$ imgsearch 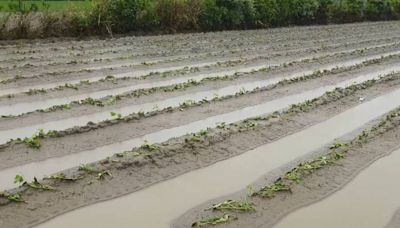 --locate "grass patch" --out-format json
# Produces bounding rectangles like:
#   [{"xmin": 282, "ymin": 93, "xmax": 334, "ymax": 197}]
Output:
[{"xmin": 0, "ymin": 0, "xmax": 93, "ymax": 12}]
